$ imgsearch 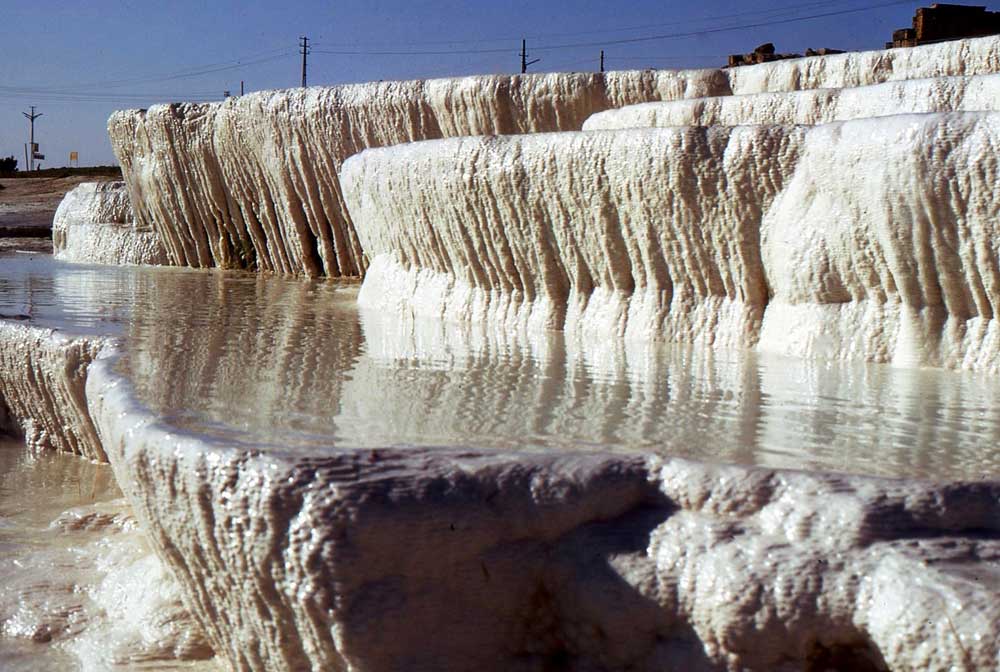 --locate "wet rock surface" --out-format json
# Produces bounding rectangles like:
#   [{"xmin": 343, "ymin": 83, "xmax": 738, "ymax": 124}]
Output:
[
  {"xmin": 52, "ymin": 181, "xmax": 167, "ymax": 267},
  {"xmin": 5, "ymin": 32, "xmax": 1000, "ymax": 672},
  {"xmin": 85, "ymin": 370, "xmax": 1000, "ymax": 671},
  {"xmin": 0, "ymin": 250, "xmax": 995, "ymax": 670},
  {"xmin": 345, "ymin": 112, "xmax": 1000, "ymax": 373}
]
